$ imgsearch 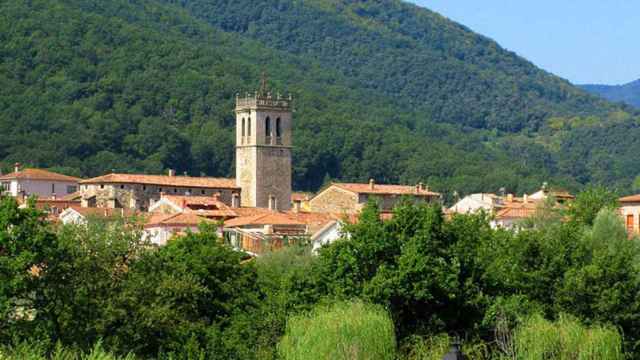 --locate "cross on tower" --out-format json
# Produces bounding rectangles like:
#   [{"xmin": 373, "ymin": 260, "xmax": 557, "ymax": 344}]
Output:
[{"xmin": 260, "ymin": 71, "xmax": 269, "ymax": 96}]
